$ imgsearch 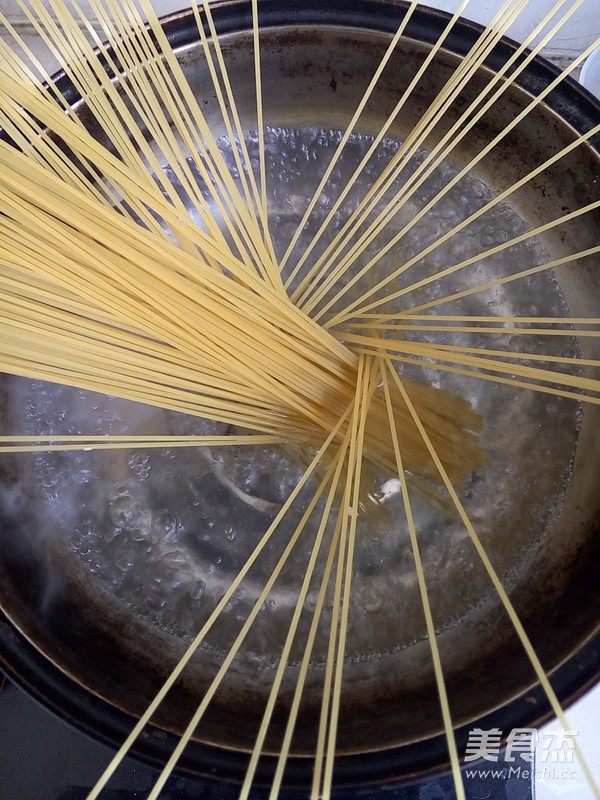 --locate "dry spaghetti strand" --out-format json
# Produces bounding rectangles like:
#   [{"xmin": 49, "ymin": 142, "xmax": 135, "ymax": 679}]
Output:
[
  {"xmin": 321, "ymin": 354, "xmax": 377, "ymax": 800},
  {"xmin": 323, "ymin": 77, "xmax": 600, "ymax": 327},
  {"xmin": 145, "ymin": 417, "xmax": 359, "ymax": 800},
  {"xmin": 384, "ymin": 356, "xmax": 600, "ymax": 800},
  {"xmin": 83, "ymin": 405, "xmax": 353, "ymax": 800},
  {"xmin": 238, "ymin": 430, "xmax": 352, "ymax": 800},
  {"xmin": 380, "ymin": 354, "xmax": 465, "ymax": 800},
  {"xmin": 293, "ymin": 0, "xmax": 540, "ymax": 310},
  {"xmin": 0, "ymin": 435, "xmax": 285, "ymax": 453}
]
